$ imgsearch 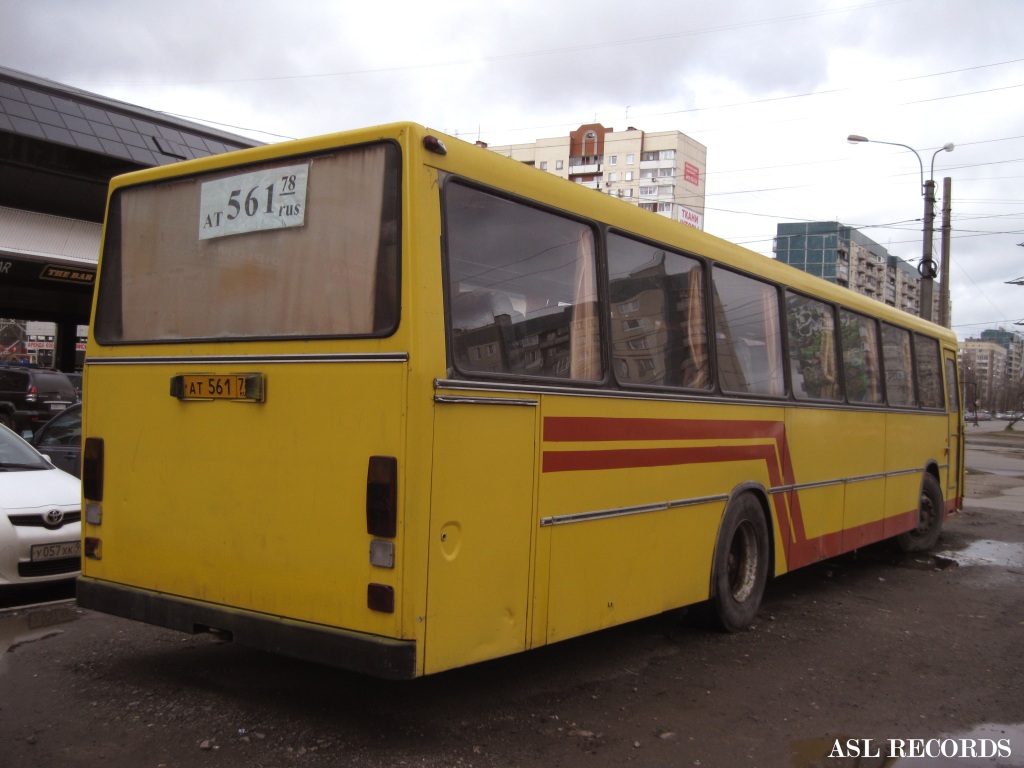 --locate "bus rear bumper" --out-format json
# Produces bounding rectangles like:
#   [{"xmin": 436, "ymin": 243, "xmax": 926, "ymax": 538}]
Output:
[{"xmin": 76, "ymin": 577, "xmax": 418, "ymax": 680}]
